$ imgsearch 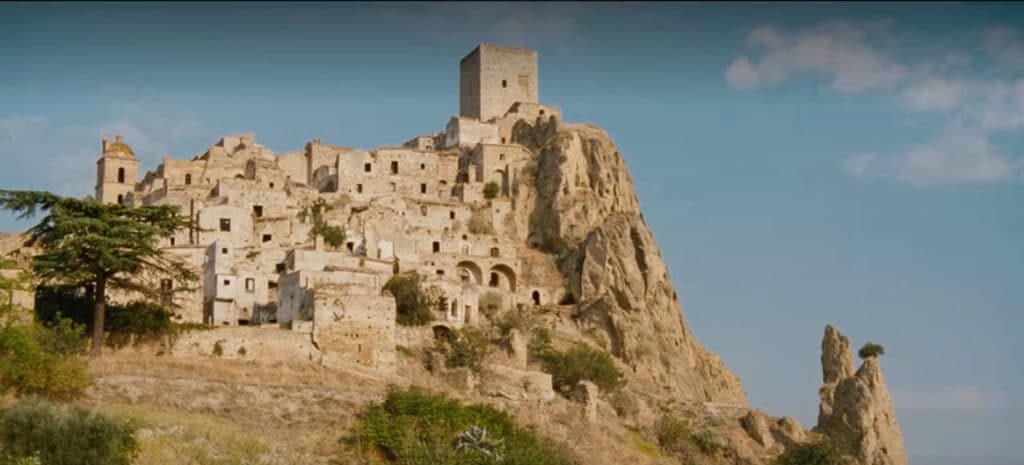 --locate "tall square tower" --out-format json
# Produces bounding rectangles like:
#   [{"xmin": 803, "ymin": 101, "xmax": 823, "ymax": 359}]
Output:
[{"xmin": 460, "ymin": 44, "xmax": 538, "ymax": 122}]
